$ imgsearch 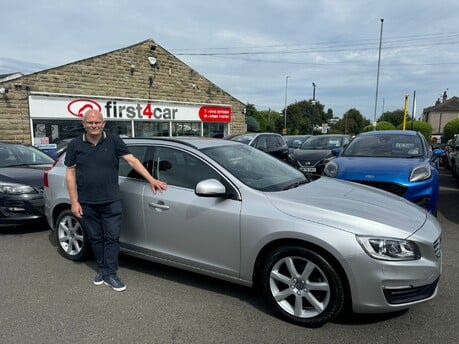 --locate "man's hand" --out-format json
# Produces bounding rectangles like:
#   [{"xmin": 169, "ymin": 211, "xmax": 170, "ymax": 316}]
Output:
[
  {"xmin": 150, "ymin": 179, "xmax": 167, "ymax": 193},
  {"xmin": 71, "ymin": 201, "xmax": 84, "ymax": 218}
]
